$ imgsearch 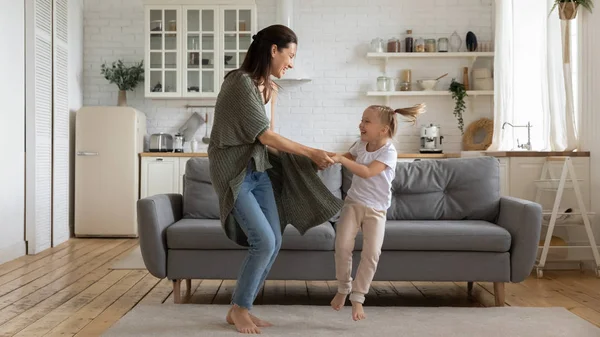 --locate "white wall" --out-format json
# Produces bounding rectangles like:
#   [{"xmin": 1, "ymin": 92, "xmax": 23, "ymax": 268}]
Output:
[
  {"xmin": 581, "ymin": 11, "xmax": 600, "ymax": 244},
  {"xmin": 70, "ymin": 0, "xmax": 84, "ymax": 235},
  {"xmin": 83, "ymin": 0, "xmax": 494, "ymax": 152},
  {"xmin": 0, "ymin": 0, "xmax": 26, "ymax": 263}
]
